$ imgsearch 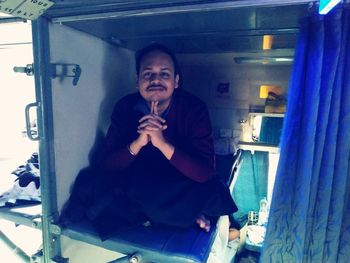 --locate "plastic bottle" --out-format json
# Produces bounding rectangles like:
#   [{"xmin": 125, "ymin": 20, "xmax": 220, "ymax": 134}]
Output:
[{"xmin": 258, "ymin": 197, "xmax": 269, "ymax": 226}]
